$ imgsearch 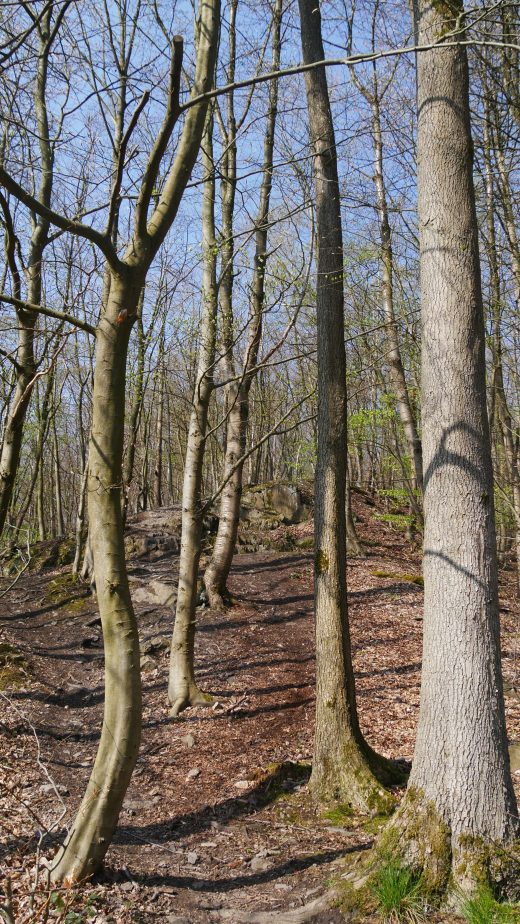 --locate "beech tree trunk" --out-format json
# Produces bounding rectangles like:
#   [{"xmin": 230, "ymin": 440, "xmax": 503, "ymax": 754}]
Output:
[
  {"xmin": 51, "ymin": 274, "xmax": 143, "ymax": 884},
  {"xmin": 298, "ymin": 0, "xmax": 395, "ymax": 813},
  {"xmin": 169, "ymin": 113, "xmax": 218, "ymax": 716},
  {"xmin": 204, "ymin": 0, "xmax": 282, "ymax": 608},
  {"xmin": 381, "ymin": 0, "xmax": 519, "ymax": 898}
]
